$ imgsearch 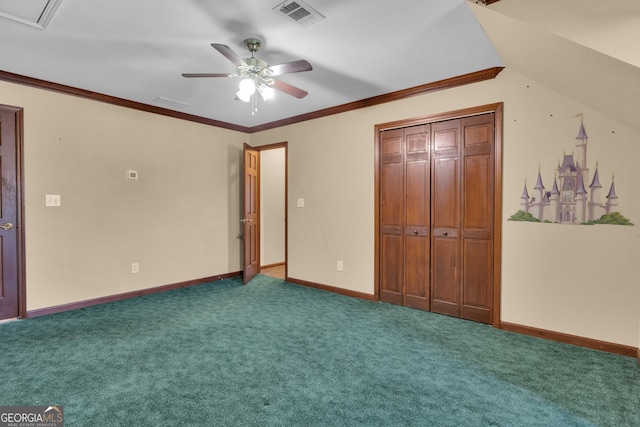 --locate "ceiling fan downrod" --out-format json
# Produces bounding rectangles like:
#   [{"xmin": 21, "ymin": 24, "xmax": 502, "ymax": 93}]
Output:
[{"xmin": 243, "ymin": 38, "xmax": 261, "ymax": 56}]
